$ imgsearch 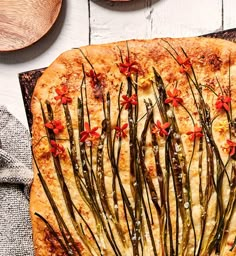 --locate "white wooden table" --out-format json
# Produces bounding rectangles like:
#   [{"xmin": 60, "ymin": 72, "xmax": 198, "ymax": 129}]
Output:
[{"xmin": 1, "ymin": 0, "xmax": 236, "ymax": 128}]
